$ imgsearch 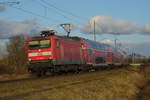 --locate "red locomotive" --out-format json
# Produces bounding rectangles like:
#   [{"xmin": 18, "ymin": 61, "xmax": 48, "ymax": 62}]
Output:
[{"xmin": 26, "ymin": 29, "xmax": 125, "ymax": 76}]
